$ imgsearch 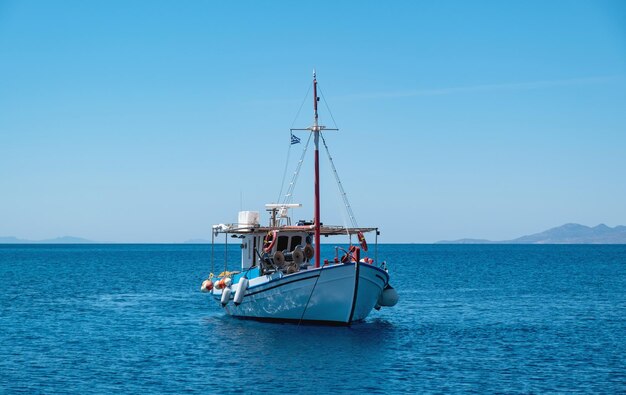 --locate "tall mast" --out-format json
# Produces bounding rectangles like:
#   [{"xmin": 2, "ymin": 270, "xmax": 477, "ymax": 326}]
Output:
[
  {"xmin": 313, "ymin": 70, "xmax": 321, "ymax": 268},
  {"xmin": 290, "ymin": 71, "xmax": 337, "ymax": 267}
]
